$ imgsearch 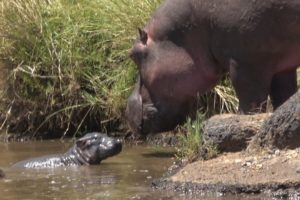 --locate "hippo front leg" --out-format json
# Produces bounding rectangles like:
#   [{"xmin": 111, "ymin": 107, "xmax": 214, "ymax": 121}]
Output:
[
  {"xmin": 270, "ymin": 69, "xmax": 297, "ymax": 109},
  {"xmin": 229, "ymin": 59, "xmax": 271, "ymax": 113}
]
